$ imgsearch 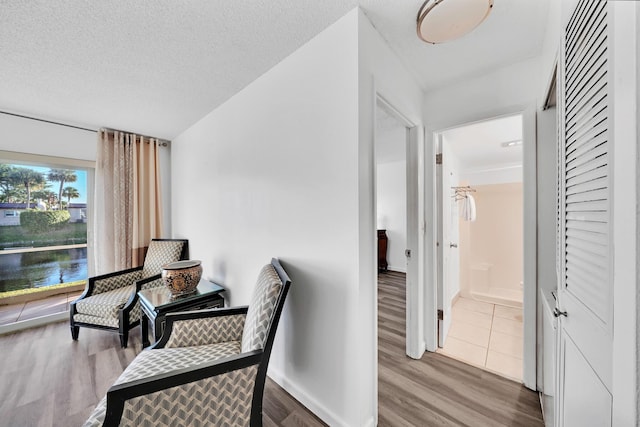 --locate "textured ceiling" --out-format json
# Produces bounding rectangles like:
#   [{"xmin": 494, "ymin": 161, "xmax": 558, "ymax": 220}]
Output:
[
  {"xmin": 0, "ymin": 0, "xmax": 357, "ymax": 139},
  {"xmin": 0, "ymin": 1, "xmax": 549, "ymax": 140}
]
